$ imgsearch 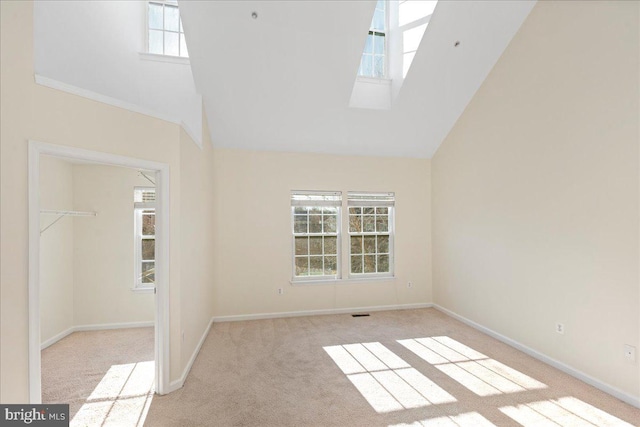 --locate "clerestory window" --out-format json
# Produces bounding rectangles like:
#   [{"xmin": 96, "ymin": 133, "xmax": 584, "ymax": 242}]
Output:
[
  {"xmin": 147, "ymin": 1, "xmax": 188, "ymax": 58},
  {"xmin": 358, "ymin": 0, "xmax": 387, "ymax": 78}
]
